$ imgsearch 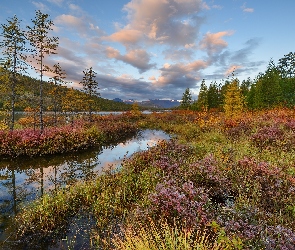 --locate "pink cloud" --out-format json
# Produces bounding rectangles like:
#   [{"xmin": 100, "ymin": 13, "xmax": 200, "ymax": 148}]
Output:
[
  {"xmin": 106, "ymin": 29, "xmax": 143, "ymax": 44},
  {"xmin": 107, "ymin": 0, "xmax": 204, "ymax": 46},
  {"xmin": 199, "ymin": 30, "xmax": 235, "ymax": 54},
  {"xmin": 55, "ymin": 14, "xmax": 84, "ymax": 27},
  {"xmin": 225, "ymin": 65, "xmax": 243, "ymax": 76}
]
